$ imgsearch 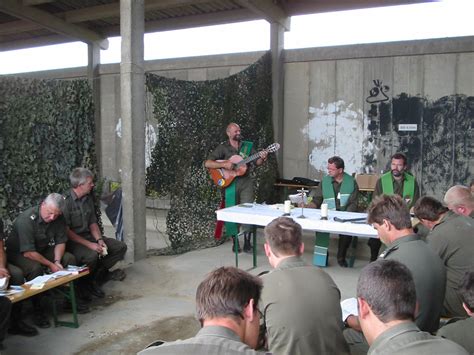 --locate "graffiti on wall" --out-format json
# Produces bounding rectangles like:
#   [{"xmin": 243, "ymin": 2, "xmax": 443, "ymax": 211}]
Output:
[{"xmin": 305, "ymin": 78, "xmax": 473, "ymax": 198}]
